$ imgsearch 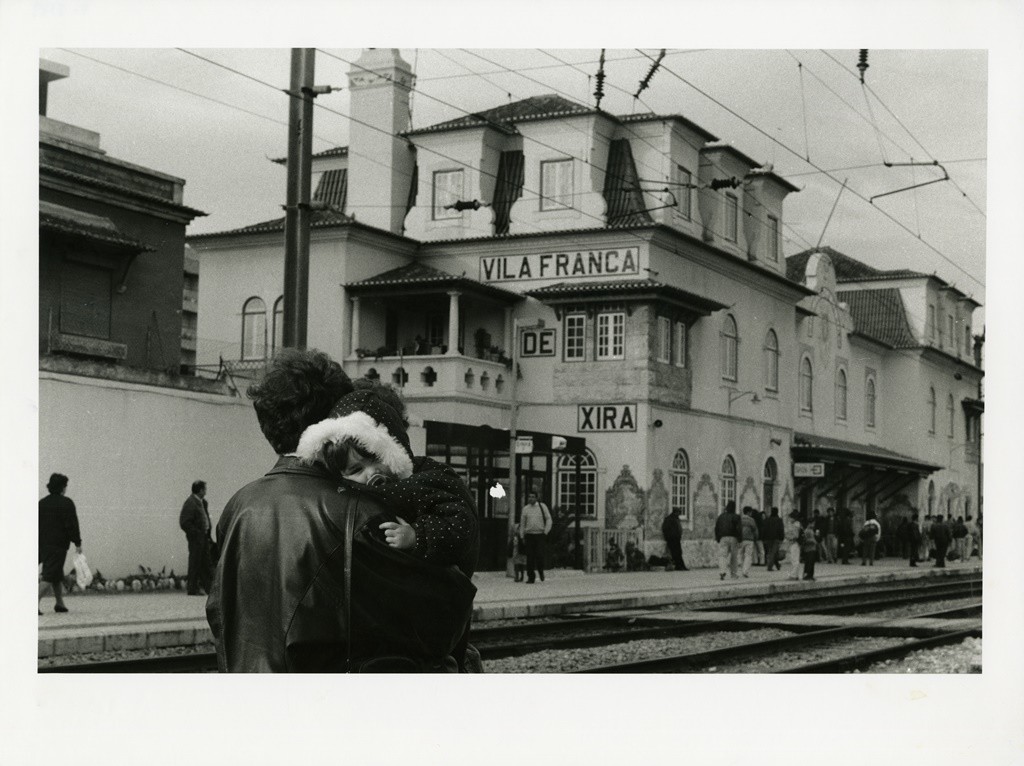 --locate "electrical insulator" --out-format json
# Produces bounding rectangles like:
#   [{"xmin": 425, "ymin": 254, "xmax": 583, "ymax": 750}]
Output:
[
  {"xmin": 594, "ymin": 48, "xmax": 606, "ymax": 109},
  {"xmin": 709, "ymin": 177, "xmax": 739, "ymax": 190},
  {"xmin": 857, "ymin": 49, "xmax": 869, "ymax": 84}
]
